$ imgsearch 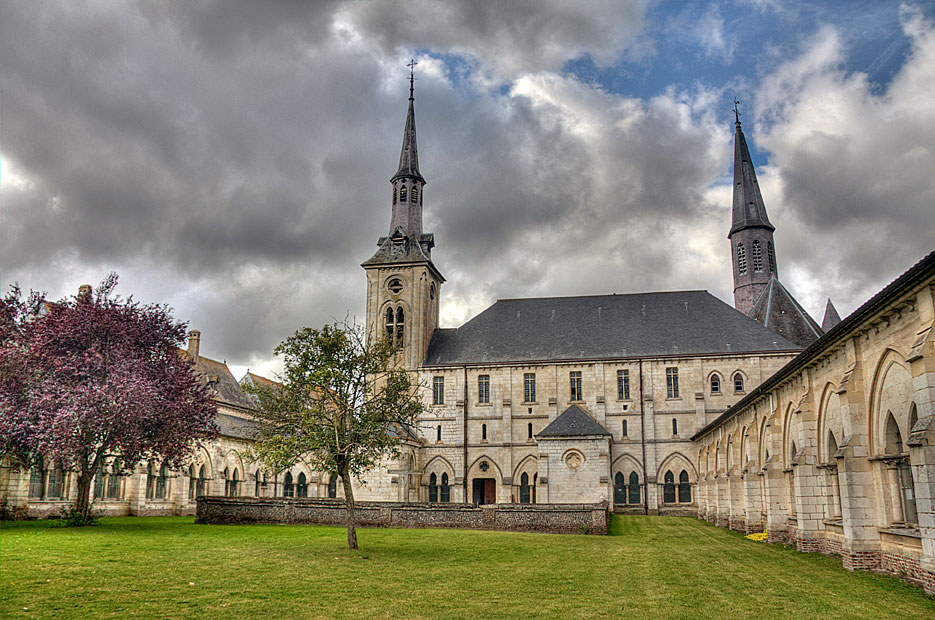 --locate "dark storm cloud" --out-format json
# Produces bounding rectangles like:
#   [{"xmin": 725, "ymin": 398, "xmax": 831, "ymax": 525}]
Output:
[{"xmin": 1, "ymin": 1, "xmax": 932, "ymax": 373}]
